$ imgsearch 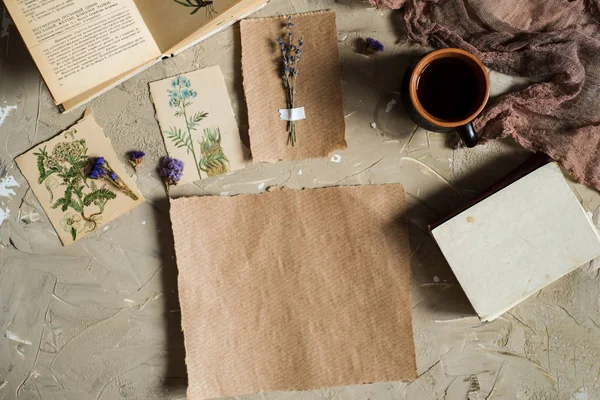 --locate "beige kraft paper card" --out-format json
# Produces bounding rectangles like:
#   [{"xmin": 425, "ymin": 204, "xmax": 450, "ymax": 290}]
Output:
[
  {"xmin": 16, "ymin": 110, "xmax": 144, "ymax": 245},
  {"xmin": 241, "ymin": 10, "xmax": 347, "ymax": 162},
  {"xmin": 150, "ymin": 65, "xmax": 248, "ymax": 185},
  {"xmin": 170, "ymin": 184, "xmax": 417, "ymax": 400}
]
